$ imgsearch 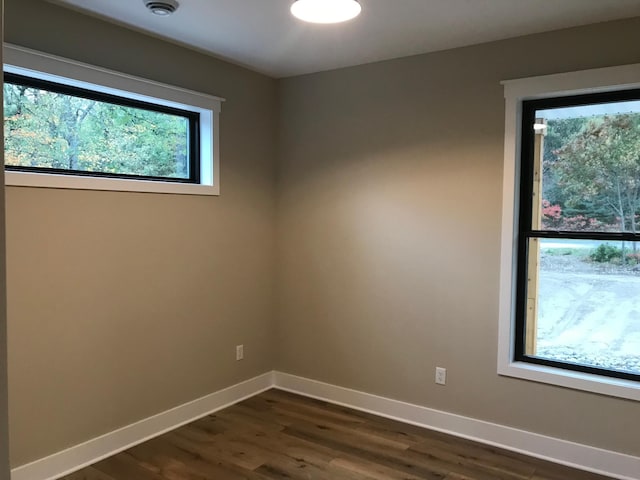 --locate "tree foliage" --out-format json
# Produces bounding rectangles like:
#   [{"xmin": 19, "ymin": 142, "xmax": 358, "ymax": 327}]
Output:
[
  {"xmin": 542, "ymin": 116, "xmax": 586, "ymax": 211},
  {"xmin": 552, "ymin": 114, "xmax": 640, "ymax": 233},
  {"xmin": 4, "ymin": 82, "xmax": 190, "ymax": 178}
]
